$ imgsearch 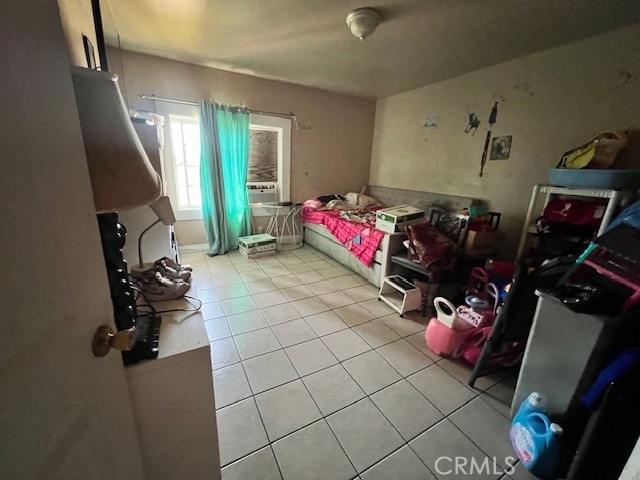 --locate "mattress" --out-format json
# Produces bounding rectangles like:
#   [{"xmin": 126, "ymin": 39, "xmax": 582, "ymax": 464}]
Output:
[{"xmin": 303, "ymin": 222, "xmax": 386, "ymax": 265}]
